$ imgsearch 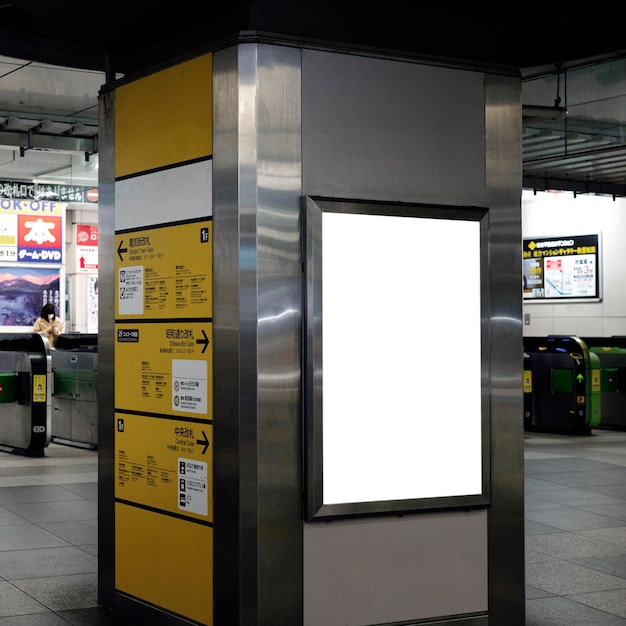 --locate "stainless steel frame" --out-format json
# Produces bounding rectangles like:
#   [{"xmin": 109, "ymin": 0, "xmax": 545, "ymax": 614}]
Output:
[{"xmin": 303, "ymin": 196, "xmax": 491, "ymax": 521}]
